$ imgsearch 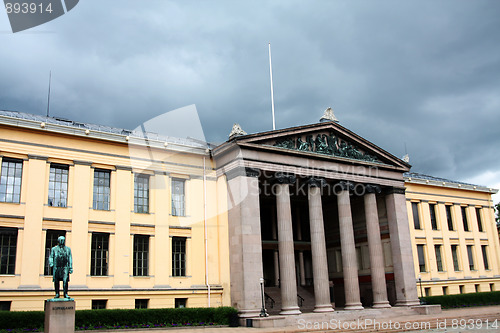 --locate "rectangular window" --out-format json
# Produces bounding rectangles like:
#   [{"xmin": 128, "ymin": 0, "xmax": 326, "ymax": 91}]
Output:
[
  {"xmin": 459, "ymin": 285, "xmax": 464, "ymax": 294},
  {"xmin": 445, "ymin": 205, "xmax": 454, "ymax": 231},
  {"xmin": 434, "ymin": 245, "xmax": 443, "ymax": 272},
  {"xmin": 476, "ymin": 208, "xmax": 483, "ymax": 232},
  {"xmin": 475, "ymin": 284, "xmax": 480, "ymax": 293},
  {"xmin": 171, "ymin": 179, "xmax": 185, "ymax": 216},
  {"xmin": 93, "ymin": 169, "xmax": 110, "ymax": 210},
  {"xmin": 92, "ymin": 300, "xmax": 107, "ymax": 310},
  {"xmin": 0, "ymin": 158, "xmax": 23, "ymax": 203},
  {"xmin": 90, "ymin": 233, "xmax": 109, "ymax": 276},
  {"xmin": 44, "ymin": 230, "xmax": 66, "ymax": 276},
  {"xmin": 417, "ymin": 244, "xmax": 426, "ymax": 272},
  {"xmin": 0, "ymin": 228, "xmax": 17, "ymax": 275},
  {"xmin": 424, "ymin": 287, "xmax": 430, "ymax": 297},
  {"xmin": 467, "ymin": 245, "xmax": 474, "ymax": 270},
  {"xmin": 172, "ymin": 237, "xmax": 186, "ymax": 277},
  {"xmin": 133, "ymin": 235, "xmax": 149, "ymax": 276},
  {"xmin": 442, "ymin": 286, "xmax": 448, "ymax": 295},
  {"xmin": 461, "ymin": 206, "xmax": 469, "ymax": 231},
  {"xmin": 429, "ymin": 204, "xmax": 438, "ymax": 230},
  {"xmin": 48, "ymin": 164, "xmax": 69, "ymax": 208},
  {"xmin": 412, "ymin": 202, "xmax": 421, "ymax": 230},
  {"xmin": 481, "ymin": 245, "xmax": 489, "ymax": 270},
  {"xmin": 175, "ymin": 298, "xmax": 187, "ymax": 308},
  {"xmin": 134, "ymin": 174, "xmax": 149, "ymax": 214},
  {"xmin": 0, "ymin": 301, "xmax": 11, "ymax": 311},
  {"xmin": 490, "ymin": 283, "xmax": 495, "ymax": 292},
  {"xmin": 451, "ymin": 245, "xmax": 460, "ymax": 271},
  {"xmin": 135, "ymin": 299, "xmax": 149, "ymax": 309}
]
